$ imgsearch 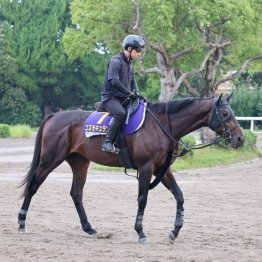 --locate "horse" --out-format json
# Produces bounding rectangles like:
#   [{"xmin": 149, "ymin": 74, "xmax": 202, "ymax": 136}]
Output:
[{"xmin": 18, "ymin": 93, "xmax": 243, "ymax": 244}]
